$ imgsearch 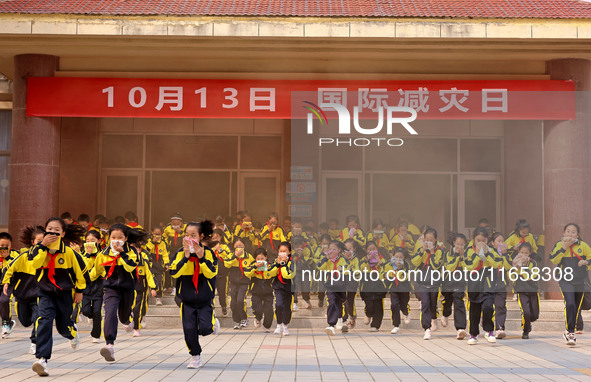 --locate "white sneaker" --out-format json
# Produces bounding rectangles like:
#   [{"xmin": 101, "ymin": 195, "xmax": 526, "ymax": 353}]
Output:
[
  {"xmin": 484, "ymin": 332, "xmax": 497, "ymax": 343},
  {"xmin": 170, "ymin": 288, "xmax": 176, "ymax": 296},
  {"xmin": 564, "ymin": 331, "xmax": 576, "ymax": 346},
  {"xmin": 512, "ymin": 294, "xmax": 518, "ymax": 301},
  {"xmin": 213, "ymin": 319, "xmax": 220, "ymax": 335},
  {"xmin": 457, "ymin": 329, "xmax": 467, "ymax": 340},
  {"xmin": 403, "ymin": 314, "xmax": 411, "ymax": 325},
  {"xmin": 274, "ymin": 324, "xmax": 283, "ymax": 335},
  {"xmin": 187, "ymin": 355, "xmax": 202, "ymax": 369},
  {"xmin": 440, "ymin": 316, "xmax": 448, "ymax": 328},
  {"xmin": 292, "ymin": 303, "xmax": 299, "ymax": 312},
  {"xmin": 92, "ymin": 337, "xmax": 101, "ymax": 343},
  {"xmin": 325, "ymin": 326, "xmax": 336, "ymax": 336},
  {"xmin": 369, "ymin": 327, "xmax": 378, "ymax": 332},
  {"xmin": 301, "ymin": 300, "xmax": 311, "ymax": 309},
  {"xmin": 467, "ymin": 336, "xmax": 478, "ymax": 345},
  {"xmin": 431, "ymin": 319, "xmax": 438, "ymax": 331},
  {"xmin": 1, "ymin": 319, "xmax": 15, "ymax": 338},
  {"xmin": 125, "ymin": 322, "xmax": 134, "ymax": 333},
  {"xmin": 264, "ymin": 327, "xmax": 271, "ymax": 333},
  {"xmin": 495, "ymin": 330, "xmax": 506, "ymax": 339},
  {"xmin": 391, "ymin": 327, "xmax": 399, "ymax": 334},
  {"xmin": 254, "ymin": 319, "xmax": 261, "ymax": 328},
  {"xmin": 32, "ymin": 358, "xmax": 49, "ymax": 376},
  {"xmin": 70, "ymin": 331, "xmax": 80, "ymax": 350},
  {"xmin": 29, "ymin": 343, "xmax": 36, "ymax": 355},
  {"xmin": 423, "ymin": 329, "xmax": 432, "ymax": 340},
  {"xmin": 336, "ymin": 318, "xmax": 343, "ymax": 330},
  {"xmin": 140, "ymin": 320, "xmax": 147, "ymax": 329},
  {"xmin": 87, "ymin": 317, "xmax": 93, "ymax": 324},
  {"xmin": 233, "ymin": 323, "xmax": 241, "ymax": 330},
  {"xmin": 133, "ymin": 330, "xmax": 141, "ymax": 337},
  {"xmin": 282, "ymin": 324, "xmax": 289, "ymax": 336},
  {"xmin": 100, "ymin": 344, "xmax": 115, "ymax": 362},
  {"xmin": 240, "ymin": 319, "xmax": 248, "ymax": 328},
  {"xmin": 155, "ymin": 298, "xmax": 163, "ymax": 306},
  {"xmin": 363, "ymin": 316, "xmax": 371, "ymax": 325}
]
